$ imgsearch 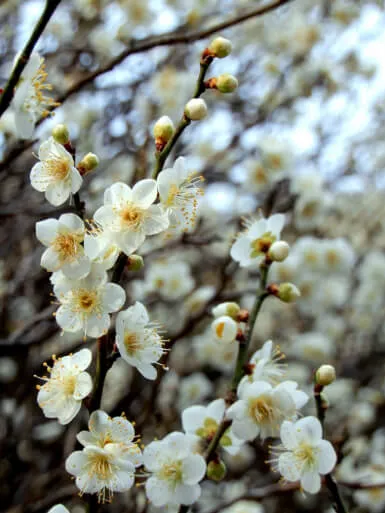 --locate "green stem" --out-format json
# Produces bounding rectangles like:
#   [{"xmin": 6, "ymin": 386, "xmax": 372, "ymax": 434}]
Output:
[
  {"xmin": 230, "ymin": 263, "xmax": 269, "ymax": 394},
  {"xmin": 314, "ymin": 385, "xmax": 348, "ymax": 513},
  {"xmin": 0, "ymin": 0, "xmax": 62, "ymax": 118},
  {"xmin": 178, "ymin": 262, "xmax": 271, "ymax": 513},
  {"xmin": 152, "ymin": 59, "xmax": 212, "ymax": 179}
]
